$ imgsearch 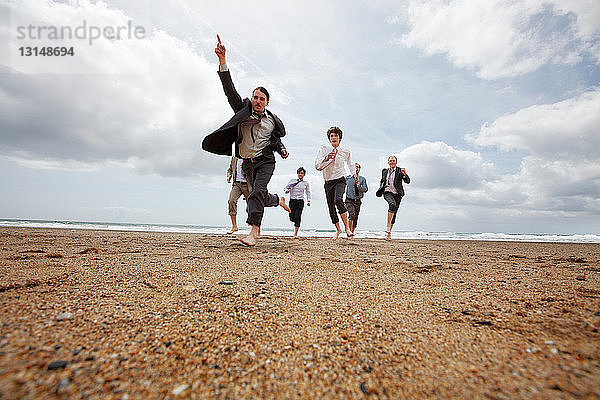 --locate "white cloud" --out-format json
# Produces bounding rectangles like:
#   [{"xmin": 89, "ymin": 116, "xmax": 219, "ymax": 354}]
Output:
[
  {"xmin": 1, "ymin": 0, "xmax": 230, "ymax": 177},
  {"xmin": 399, "ymin": 0, "xmax": 600, "ymax": 79},
  {"xmin": 397, "ymin": 141, "xmax": 495, "ymax": 190},
  {"xmin": 391, "ymin": 138, "xmax": 599, "ymax": 221},
  {"xmin": 514, "ymin": 157, "xmax": 600, "ymax": 211},
  {"xmin": 462, "ymin": 89, "xmax": 600, "ymax": 217},
  {"xmin": 466, "ymin": 88, "xmax": 600, "ymax": 159}
]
